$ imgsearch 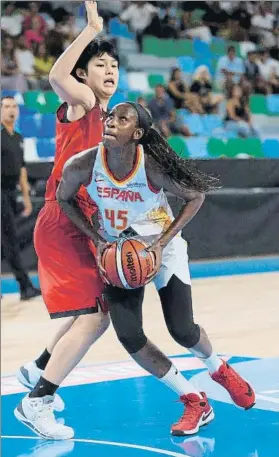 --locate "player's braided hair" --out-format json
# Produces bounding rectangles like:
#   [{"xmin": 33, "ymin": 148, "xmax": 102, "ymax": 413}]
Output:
[{"xmin": 126, "ymin": 103, "xmax": 219, "ymax": 193}]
